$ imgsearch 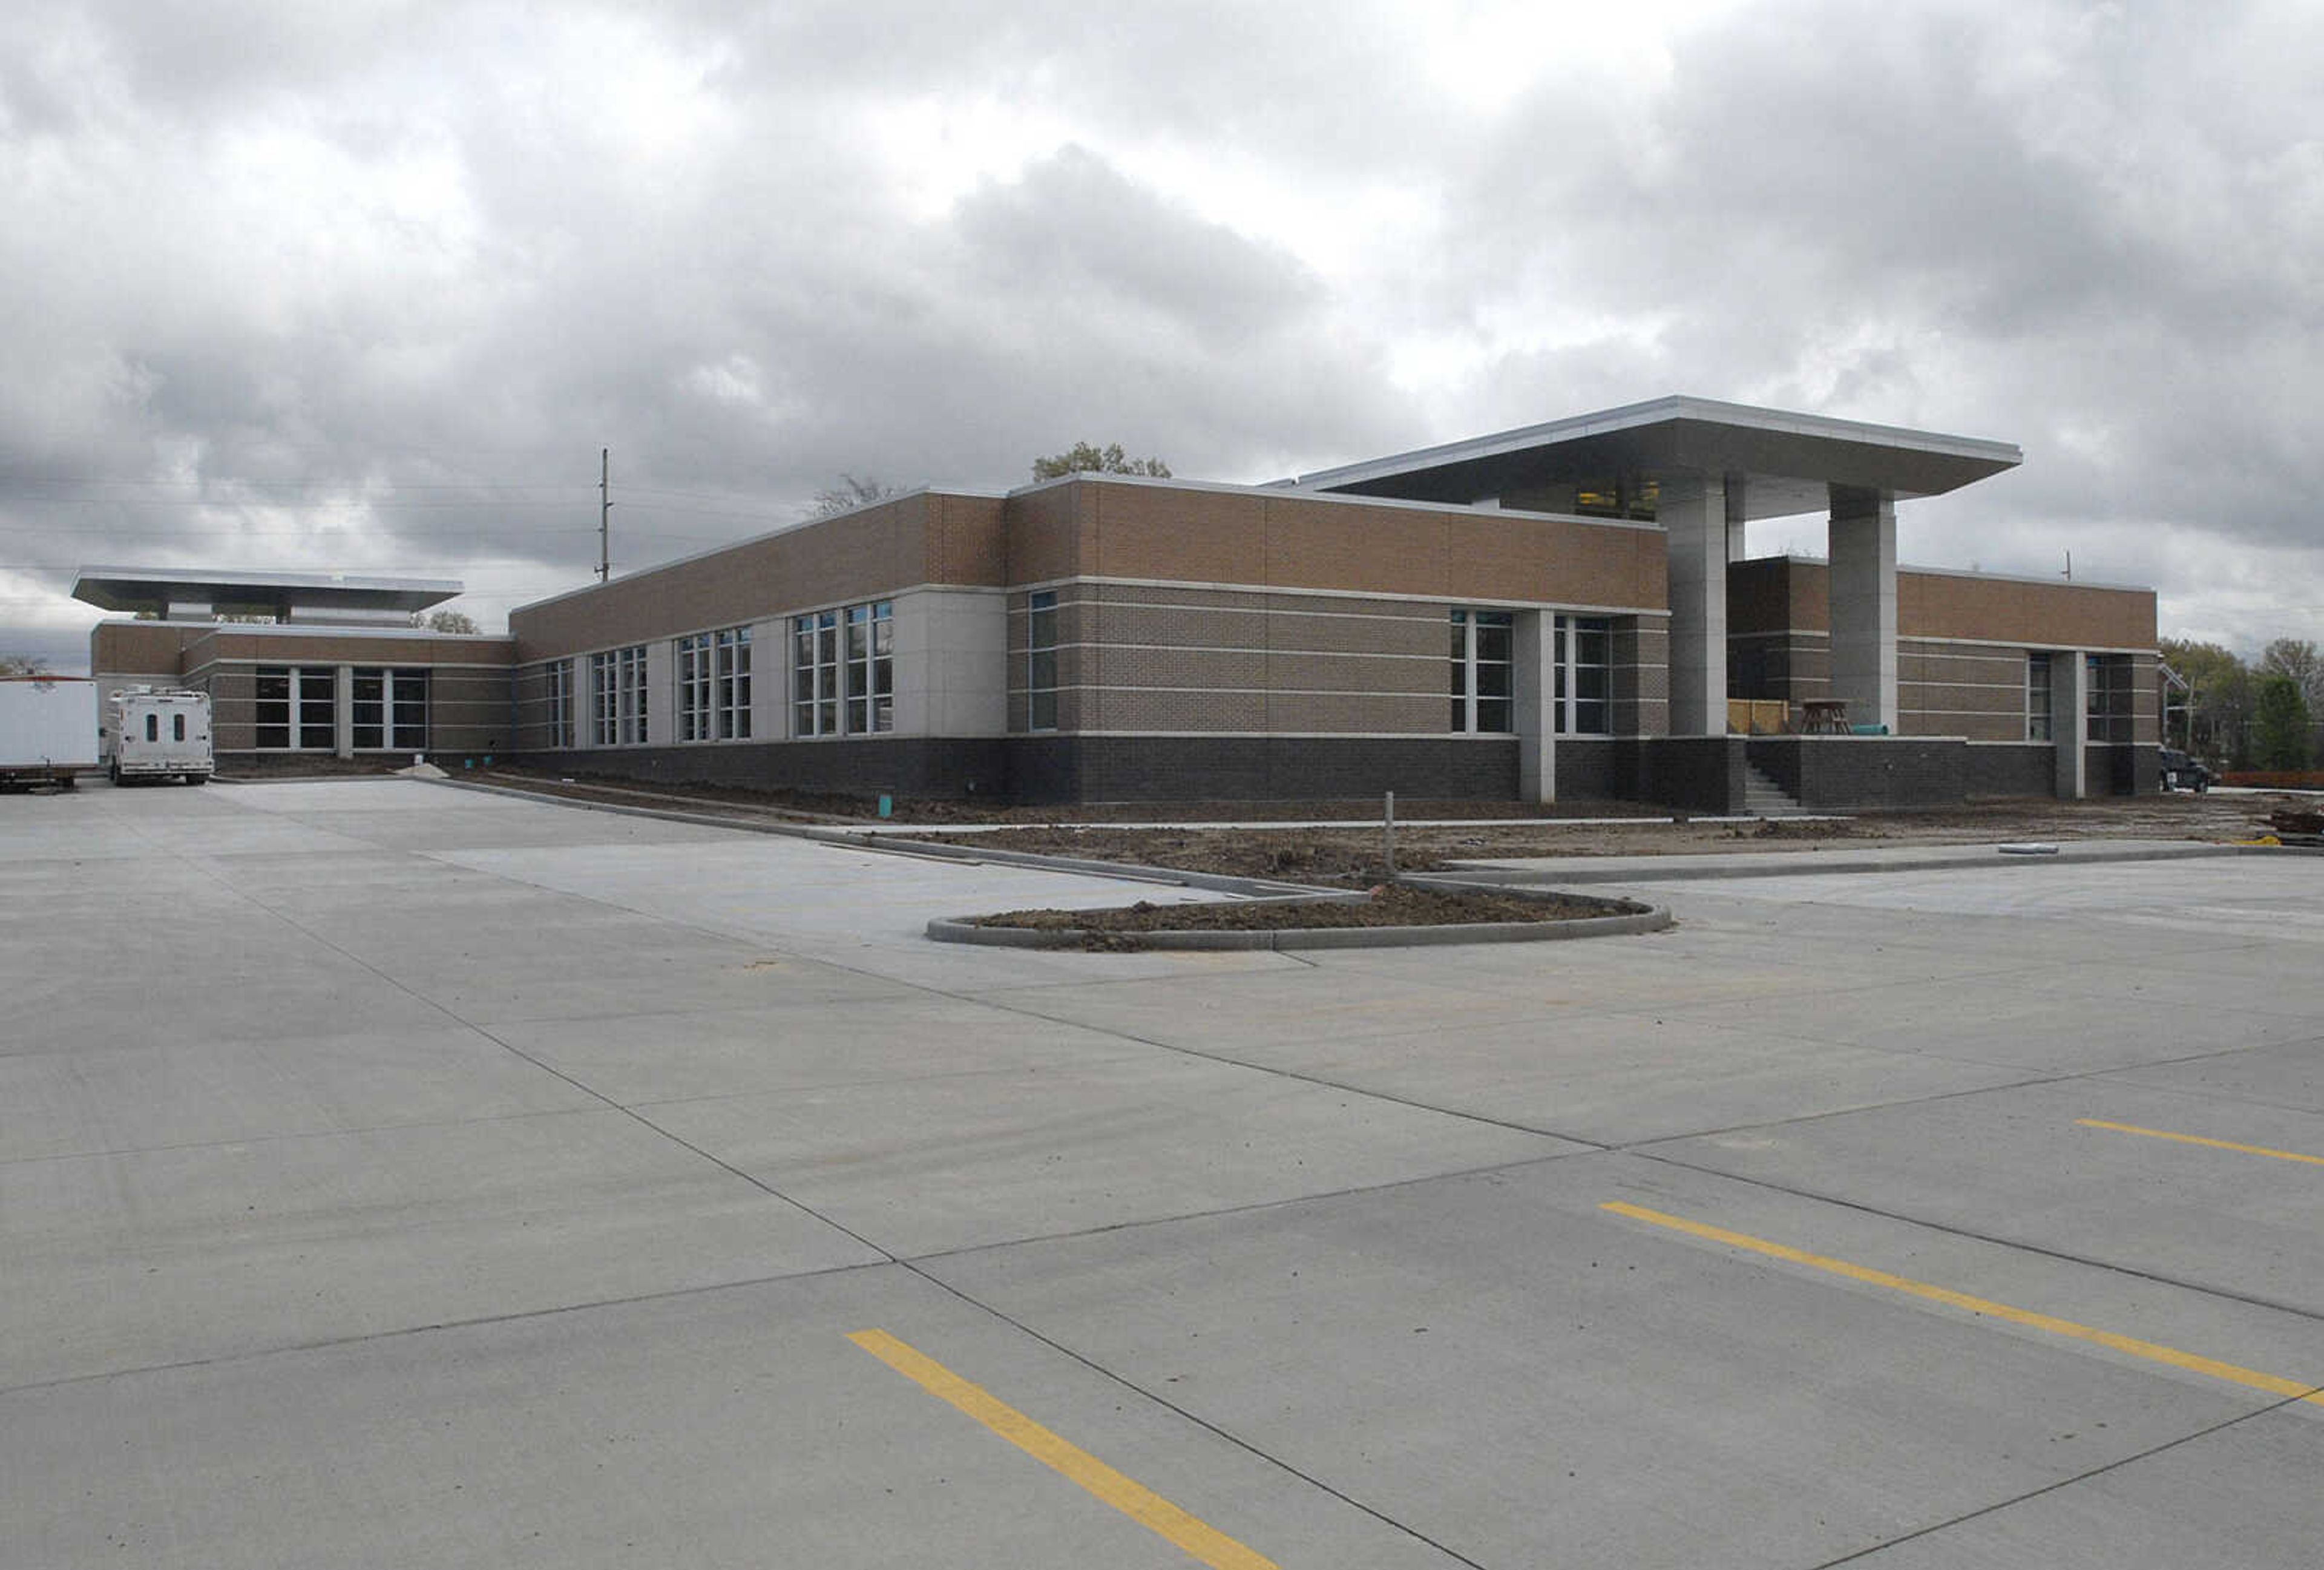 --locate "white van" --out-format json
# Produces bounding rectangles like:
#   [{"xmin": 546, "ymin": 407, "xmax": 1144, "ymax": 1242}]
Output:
[{"xmin": 107, "ymin": 688, "xmax": 214, "ymax": 785}]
